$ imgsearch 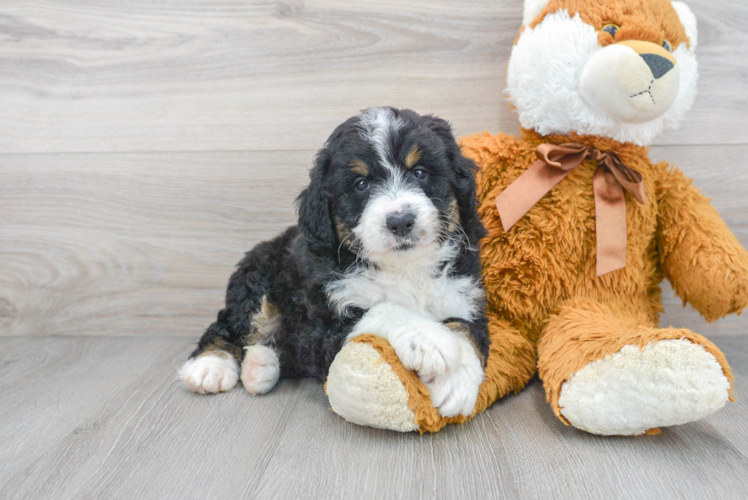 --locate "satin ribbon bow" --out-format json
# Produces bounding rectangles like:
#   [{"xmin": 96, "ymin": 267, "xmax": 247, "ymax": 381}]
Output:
[{"xmin": 494, "ymin": 143, "xmax": 647, "ymax": 276}]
